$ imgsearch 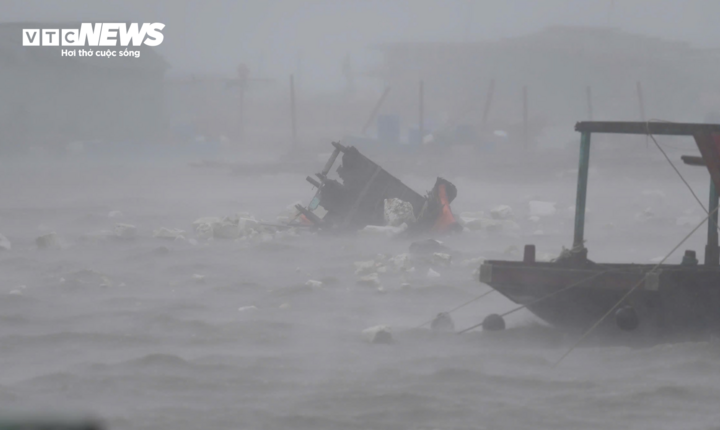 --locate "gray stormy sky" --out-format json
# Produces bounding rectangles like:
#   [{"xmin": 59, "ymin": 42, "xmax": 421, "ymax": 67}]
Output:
[{"xmin": 3, "ymin": 0, "xmax": 720, "ymax": 91}]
